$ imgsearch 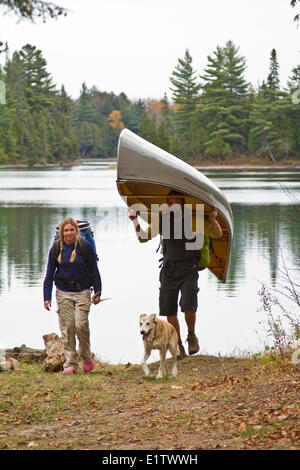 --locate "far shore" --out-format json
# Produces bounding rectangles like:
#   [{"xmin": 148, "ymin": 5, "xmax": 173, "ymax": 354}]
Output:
[{"xmin": 0, "ymin": 160, "xmax": 300, "ymax": 171}]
